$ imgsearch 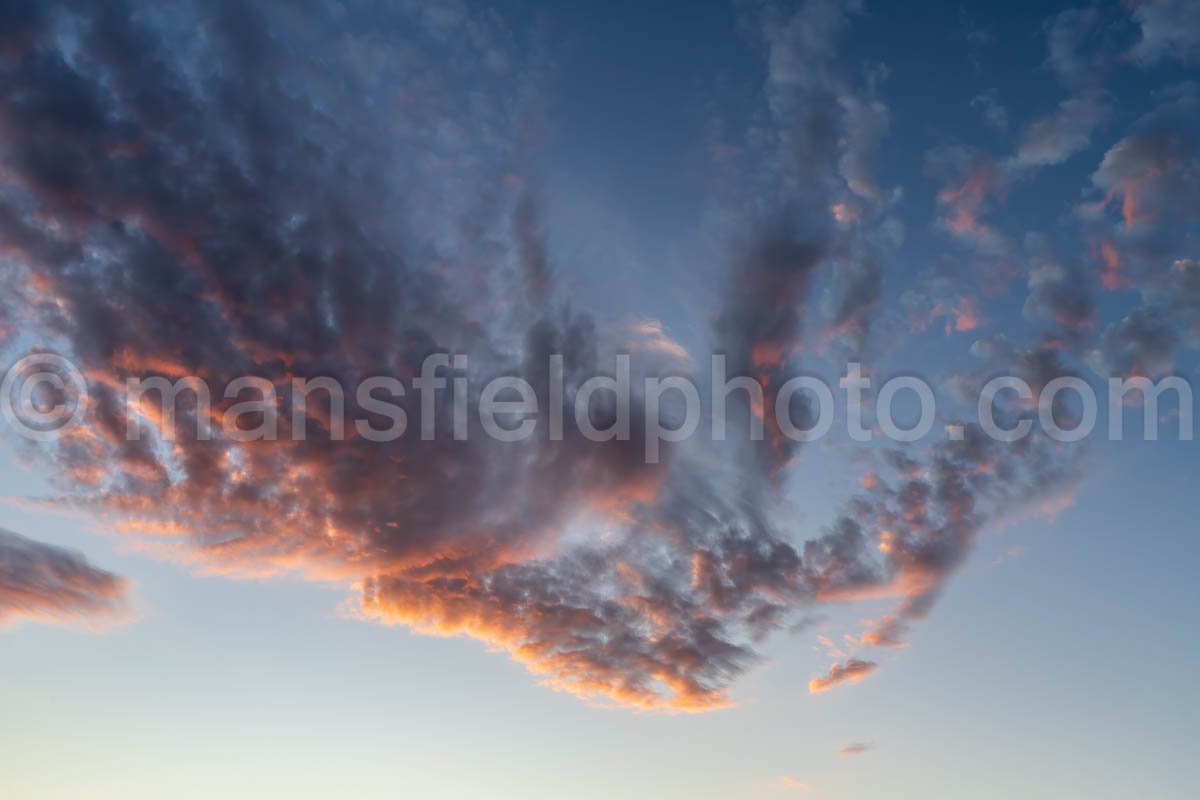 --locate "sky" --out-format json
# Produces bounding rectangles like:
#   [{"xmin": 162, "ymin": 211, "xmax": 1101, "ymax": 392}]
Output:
[{"xmin": 0, "ymin": 1, "xmax": 1198, "ymax": 798}]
